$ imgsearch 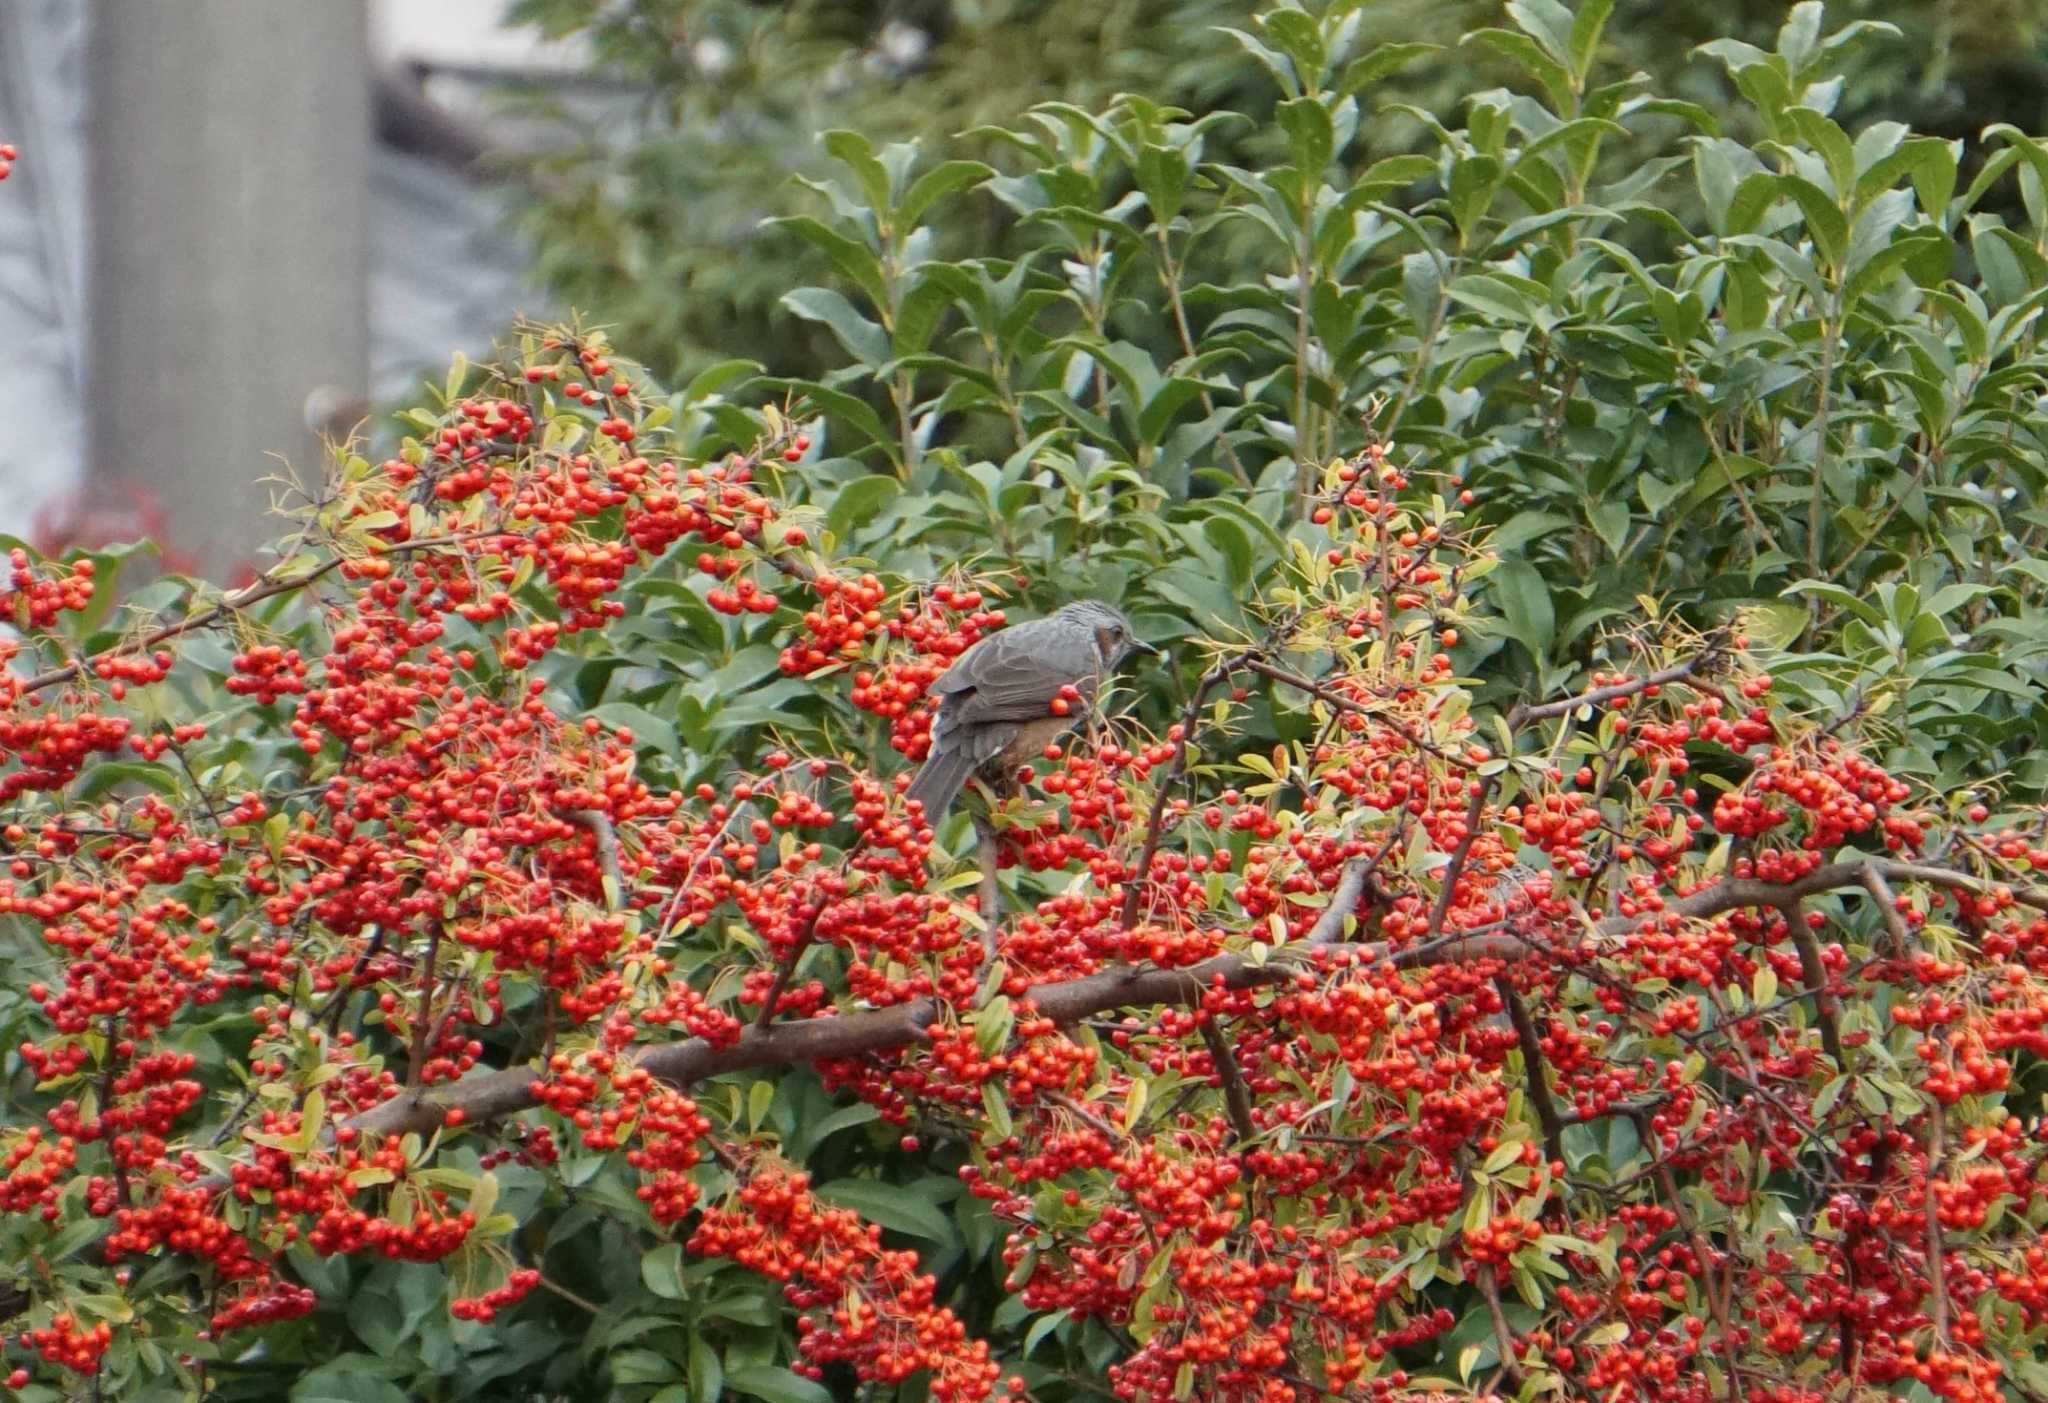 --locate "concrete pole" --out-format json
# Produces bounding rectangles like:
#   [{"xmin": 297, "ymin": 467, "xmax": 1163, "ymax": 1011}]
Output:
[{"xmin": 87, "ymin": 2, "xmax": 369, "ymax": 578}]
